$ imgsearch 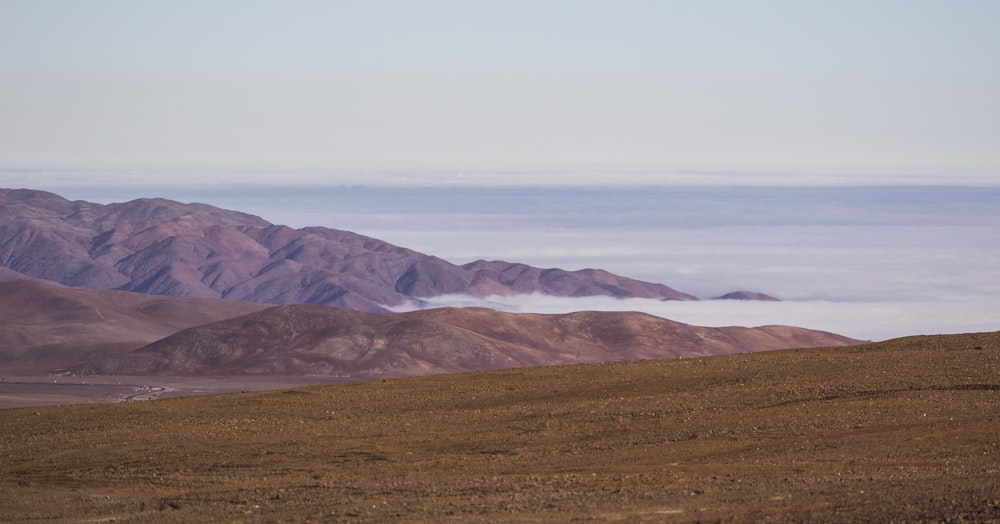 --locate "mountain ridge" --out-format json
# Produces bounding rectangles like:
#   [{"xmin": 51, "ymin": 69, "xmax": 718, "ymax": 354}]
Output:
[{"xmin": 0, "ymin": 188, "xmax": 701, "ymax": 311}]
